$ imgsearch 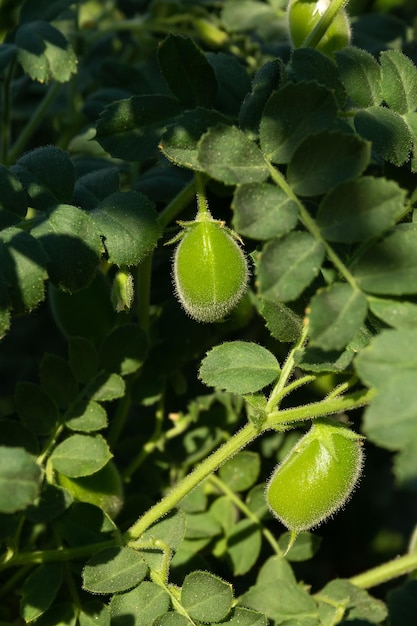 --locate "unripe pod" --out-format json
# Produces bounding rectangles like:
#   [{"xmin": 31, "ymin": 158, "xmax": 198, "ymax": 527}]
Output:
[
  {"xmin": 287, "ymin": 0, "xmax": 351, "ymax": 57},
  {"xmin": 172, "ymin": 218, "xmax": 249, "ymax": 323},
  {"xmin": 111, "ymin": 268, "xmax": 134, "ymax": 313},
  {"xmin": 266, "ymin": 419, "xmax": 364, "ymax": 532}
]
